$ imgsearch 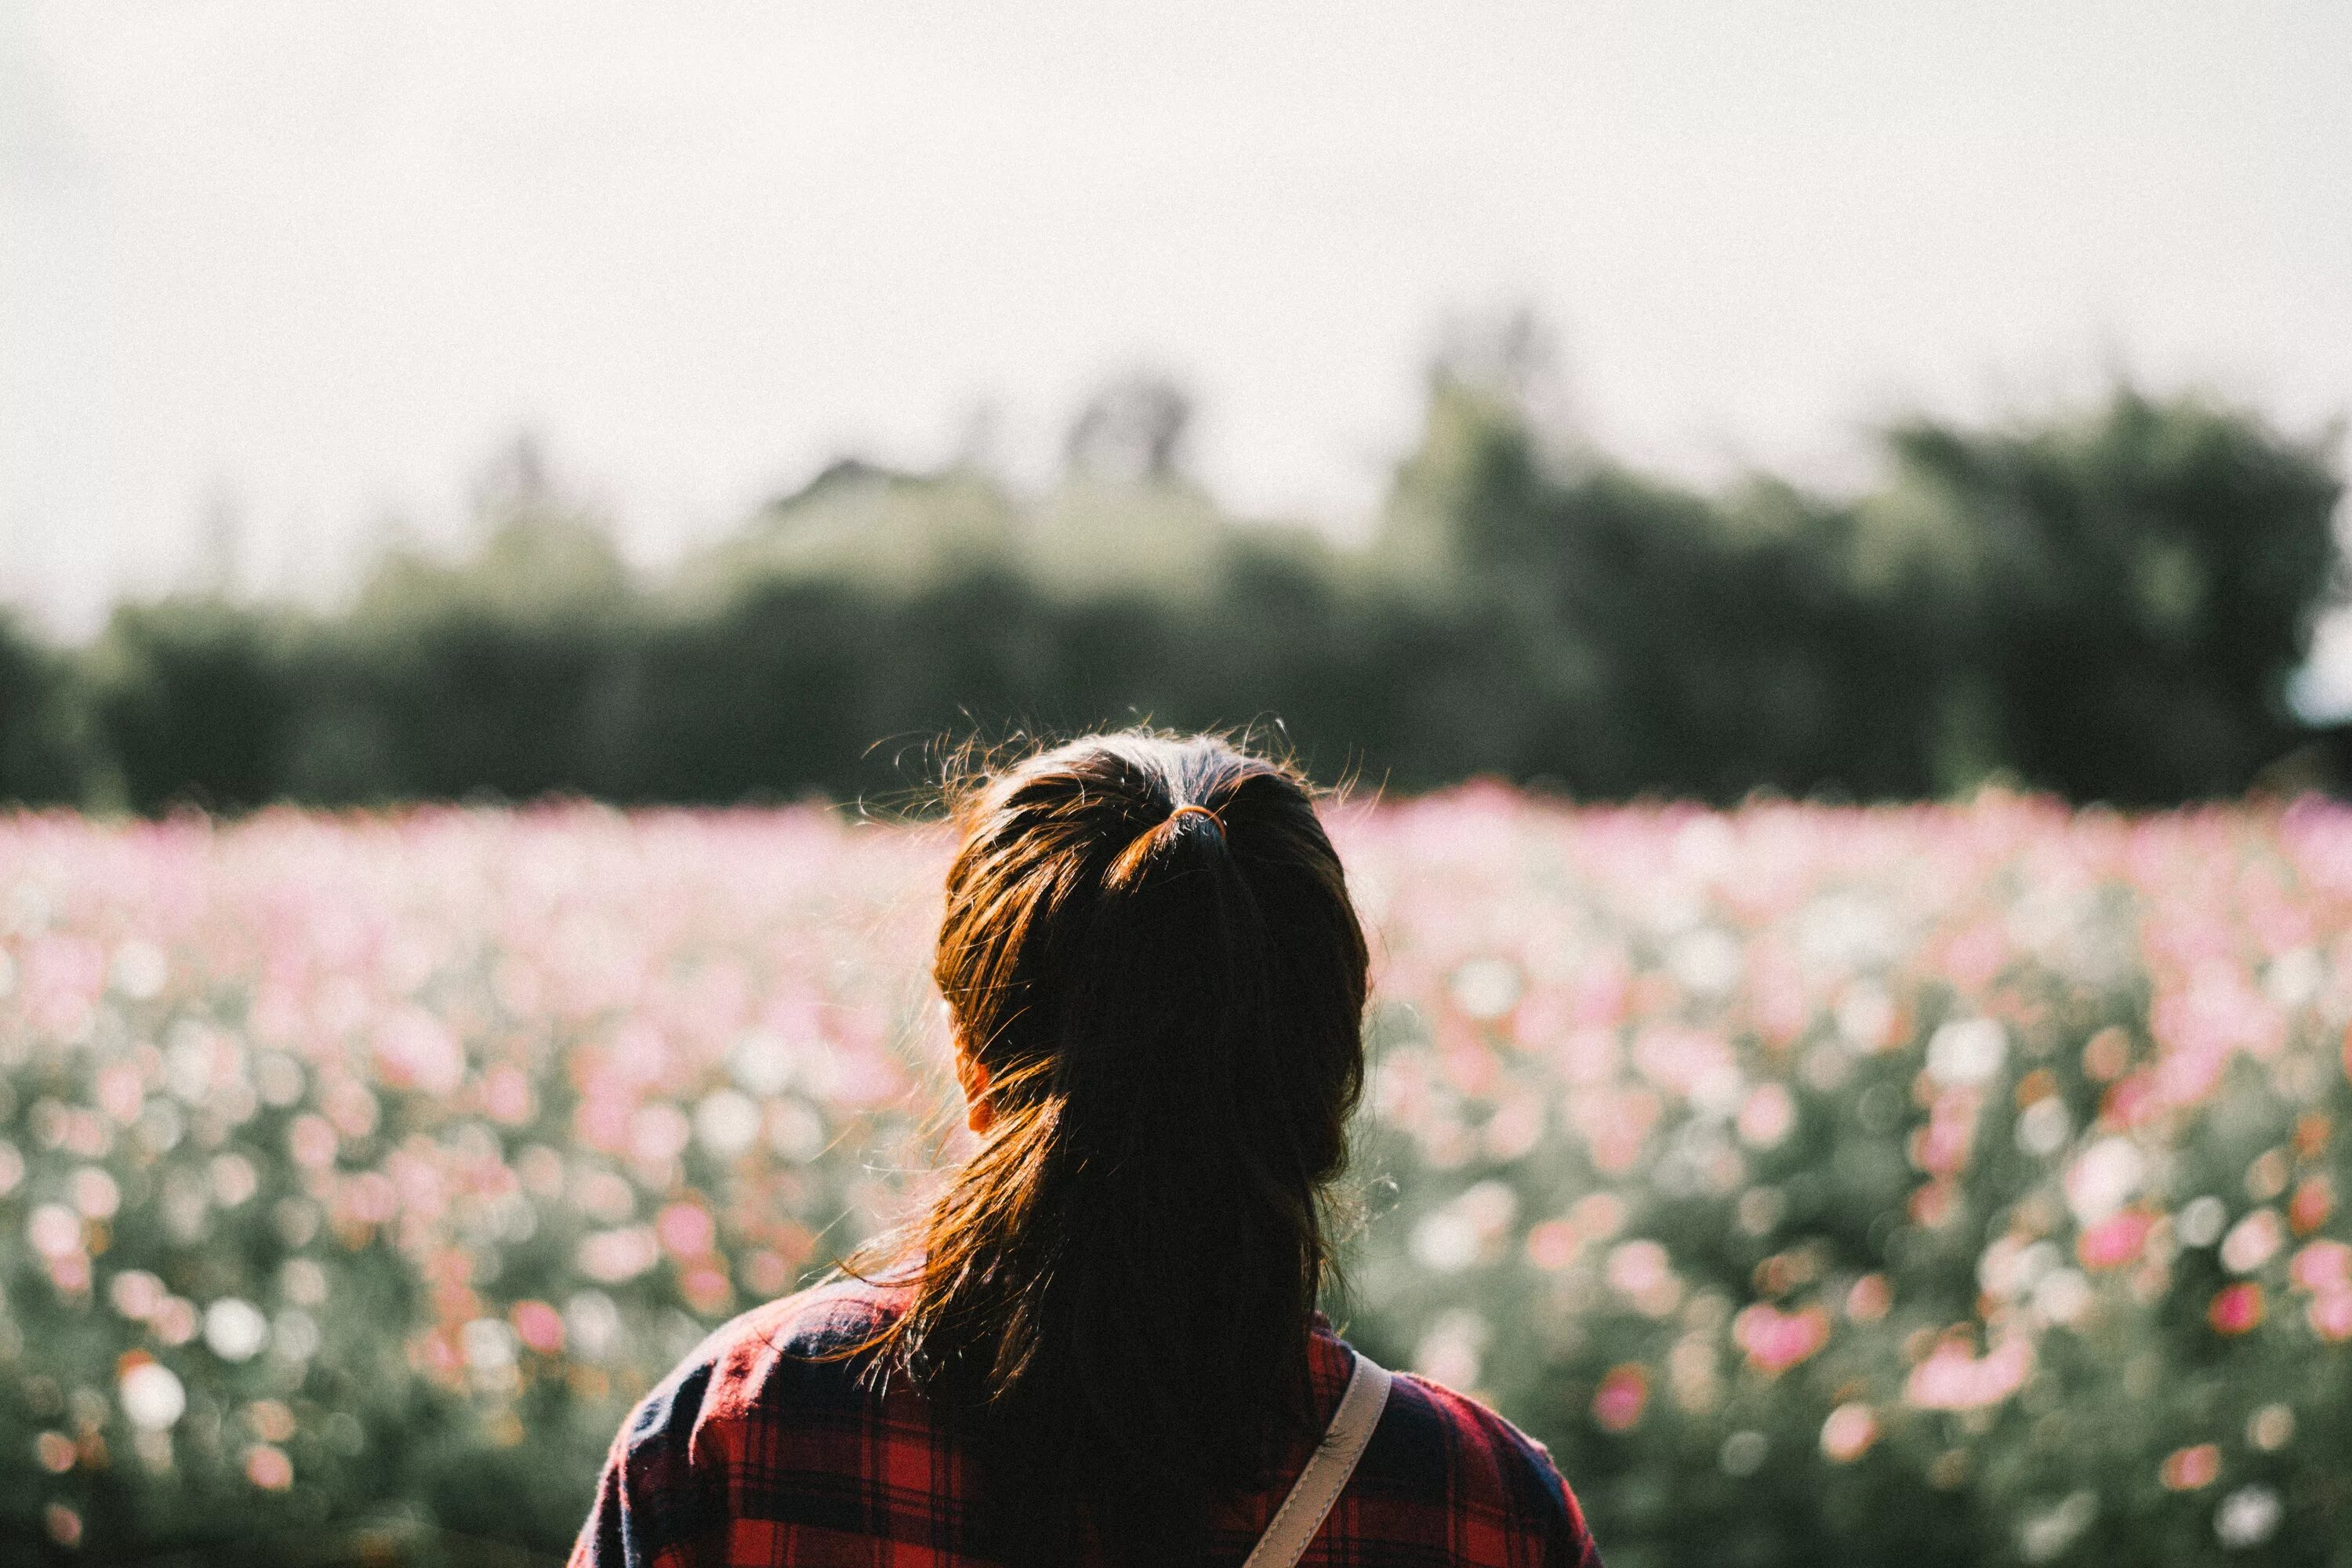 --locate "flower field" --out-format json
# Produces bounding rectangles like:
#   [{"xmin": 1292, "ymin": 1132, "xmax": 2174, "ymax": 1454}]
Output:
[{"xmin": 4, "ymin": 790, "xmax": 2351, "ymax": 1565}]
